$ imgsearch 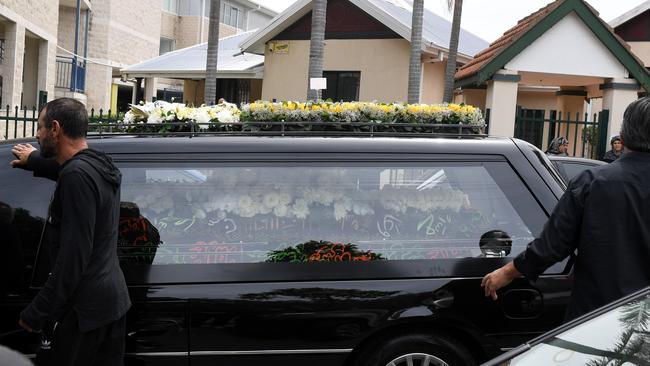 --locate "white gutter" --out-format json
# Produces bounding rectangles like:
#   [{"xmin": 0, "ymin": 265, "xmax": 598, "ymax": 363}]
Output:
[{"xmin": 240, "ymin": 0, "xmax": 311, "ymax": 53}]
